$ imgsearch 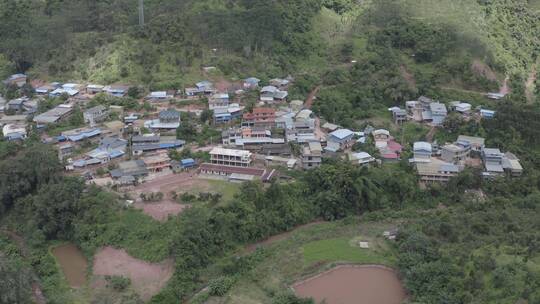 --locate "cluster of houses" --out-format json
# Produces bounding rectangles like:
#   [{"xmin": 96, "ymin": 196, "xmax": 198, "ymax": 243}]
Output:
[
  {"xmin": 0, "ymin": 72, "xmax": 525, "ymax": 188},
  {"xmin": 389, "ymin": 96, "xmax": 496, "ymax": 126},
  {"xmin": 411, "ymin": 135, "xmax": 522, "ymax": 183}
]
